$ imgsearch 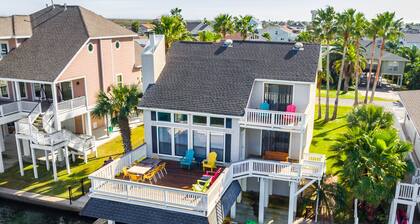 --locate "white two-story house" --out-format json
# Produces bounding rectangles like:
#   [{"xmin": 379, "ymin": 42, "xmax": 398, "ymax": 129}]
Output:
[{"xmin": 83, "ymin": 36, "xmax": 325, "ymax": 224}]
